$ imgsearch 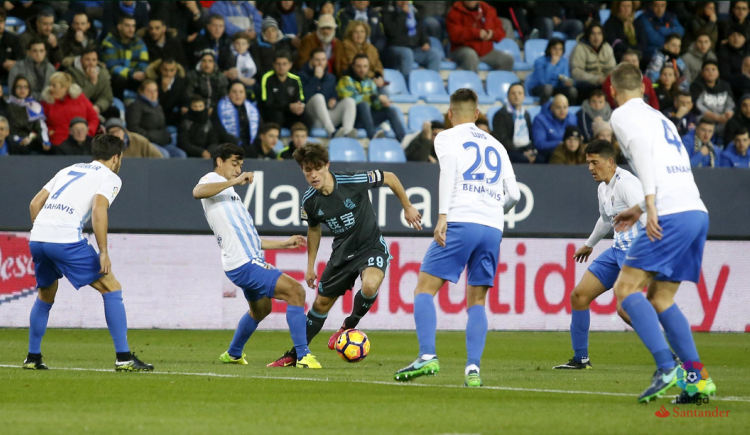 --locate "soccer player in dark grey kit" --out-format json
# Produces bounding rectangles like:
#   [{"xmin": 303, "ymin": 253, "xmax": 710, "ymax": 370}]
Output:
[{"xmin": 268, "ymin": 143, "xmax": 423, "ymax": 366}]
